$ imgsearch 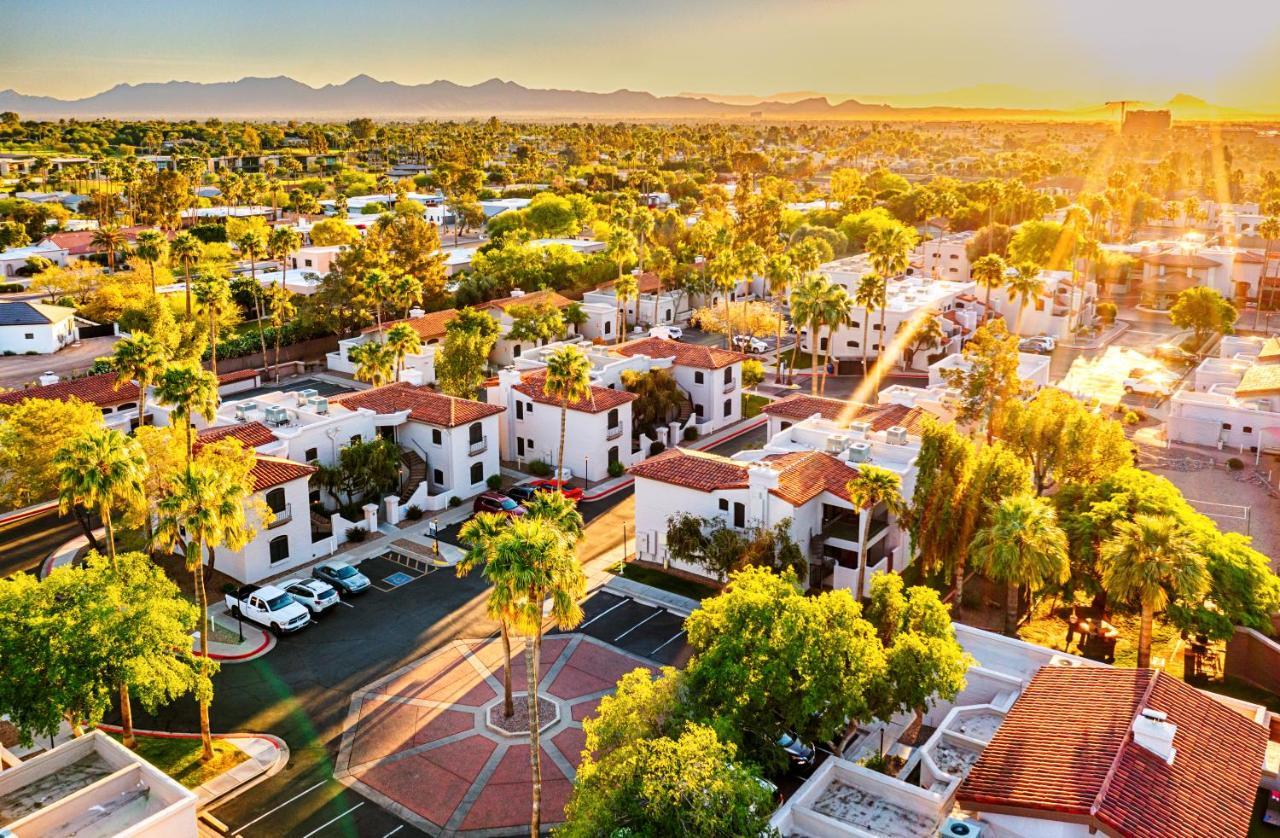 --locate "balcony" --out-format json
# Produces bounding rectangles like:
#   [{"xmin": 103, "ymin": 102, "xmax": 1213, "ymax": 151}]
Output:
[
  {"xmin": 469, "ymin": 437, "xmax": 488, "ymax": 455},
  {"xmin": 606, "ymin": 424, "xmax": 623, "ymax": 440},
  {"xmin": 267, "ymin": 503, "xmax": 292, "ymax": 529},
  {"xmin": 722, "ymin": 380, "xmax": 737, "ymax": 394}
]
